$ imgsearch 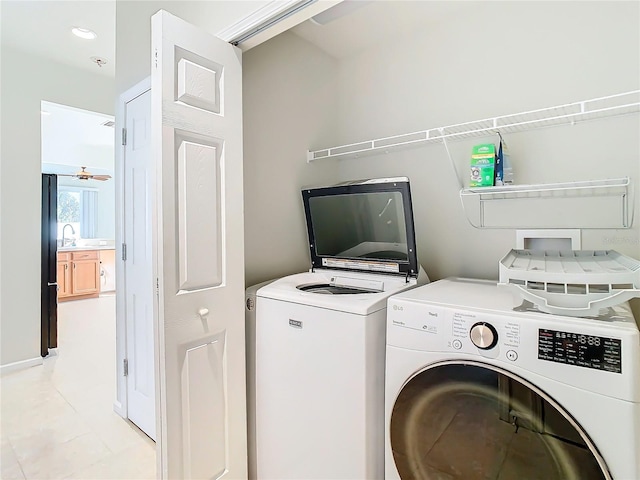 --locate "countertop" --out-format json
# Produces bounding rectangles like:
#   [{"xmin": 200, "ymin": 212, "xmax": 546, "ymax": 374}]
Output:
[{"xmin": 58, "ymin": 245, "xmax": 116, "ymax": 252}]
